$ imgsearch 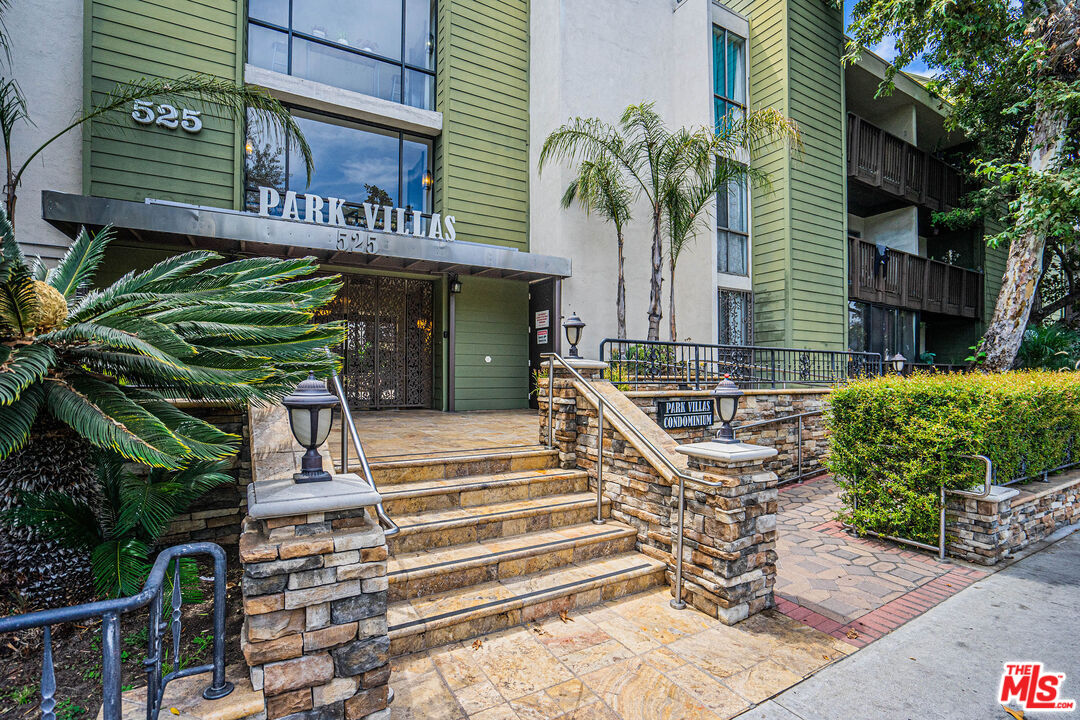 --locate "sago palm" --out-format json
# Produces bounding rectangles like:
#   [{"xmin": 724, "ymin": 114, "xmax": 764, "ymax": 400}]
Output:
[
  {"xmin": 558, "ymin": 157, "xmax": 632, "ymax": 339},
  {"xmin": 7, "ymin": 452, "xmax": 232, "ymax": 599},
  {"xmin": 0, "ymin": 210, "xmax": 343, "ymax": 601}
]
